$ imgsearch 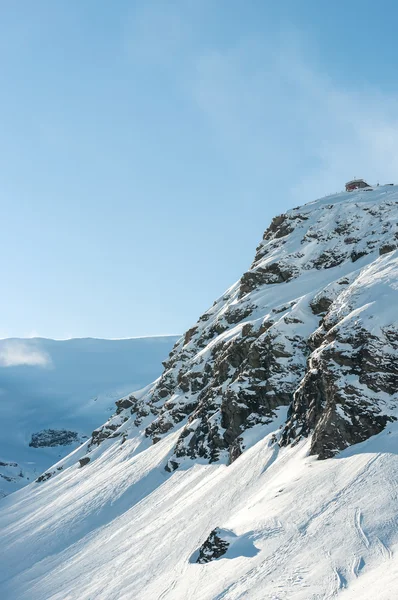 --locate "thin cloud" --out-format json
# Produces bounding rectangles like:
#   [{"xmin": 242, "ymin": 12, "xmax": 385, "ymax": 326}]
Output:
[
  {"xmin": 189, "ymin": 28, "xmax": 398, "ymax": 204},
  {"xmin": 122, "ymin": 4, "xmax": 398, "ymax": 220},
  {"xmin": 0, "ymin": 340, "xmax": 52, "ymax": 368}
]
